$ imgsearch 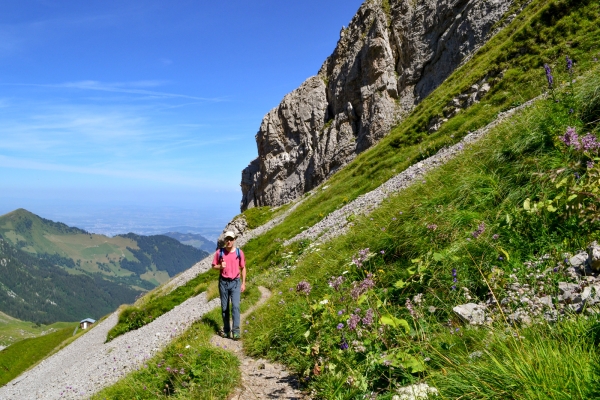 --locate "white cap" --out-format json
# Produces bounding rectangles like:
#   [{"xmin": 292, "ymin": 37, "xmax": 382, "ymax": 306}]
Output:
[{"xmin": 223, "ymin": 231, "xmax": 236, "ymax": 240}]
